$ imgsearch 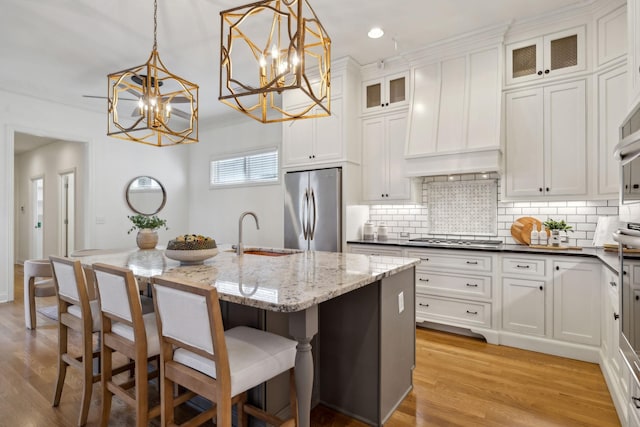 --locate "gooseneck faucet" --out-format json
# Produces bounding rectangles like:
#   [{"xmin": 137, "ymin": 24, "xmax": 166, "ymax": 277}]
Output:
[{"xmin": 237, "ymin": 211, "xmax": 260, "ymax": 255}]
